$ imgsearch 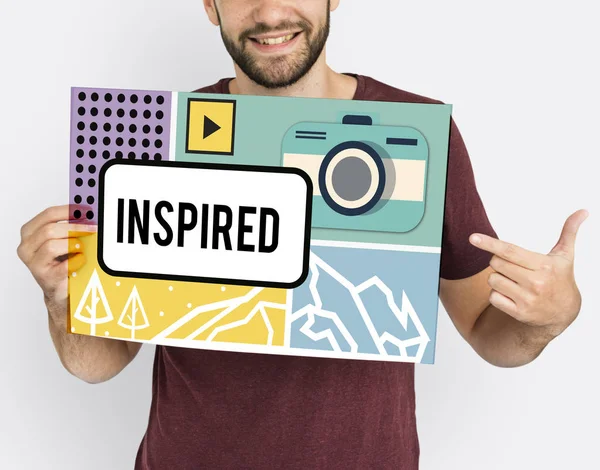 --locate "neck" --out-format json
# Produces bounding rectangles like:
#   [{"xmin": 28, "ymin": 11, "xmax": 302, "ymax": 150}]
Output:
[{"xmin": 227, "ymin": 54, "xmax": 357, "ymax": 100}]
